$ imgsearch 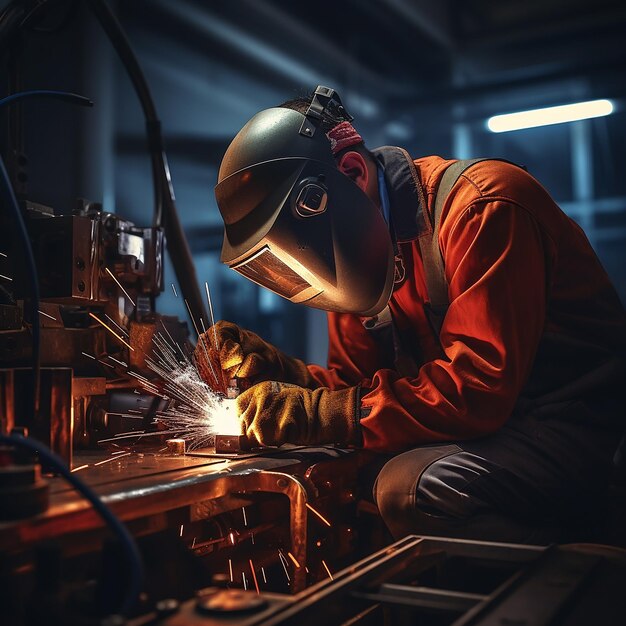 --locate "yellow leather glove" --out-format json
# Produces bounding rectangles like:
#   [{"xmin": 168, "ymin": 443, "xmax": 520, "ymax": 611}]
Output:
[
  {"xmin": 236, "ymin": 381, "xmax": 362, "ymax": 447},
  {"xmin": 194, "ymin": 321, "xmax": 317, "ymax": 392}
]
